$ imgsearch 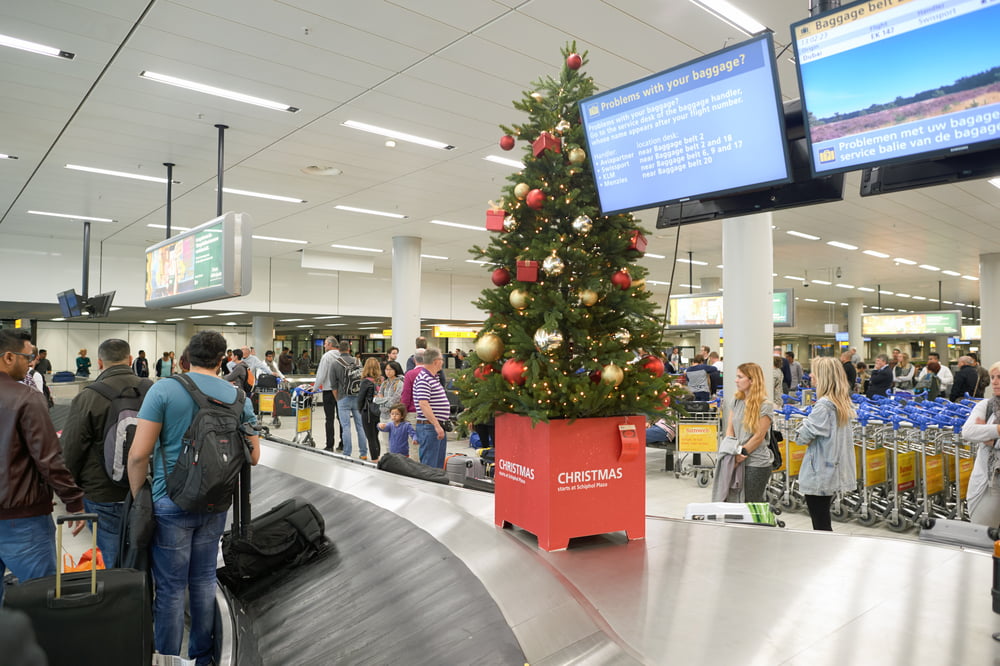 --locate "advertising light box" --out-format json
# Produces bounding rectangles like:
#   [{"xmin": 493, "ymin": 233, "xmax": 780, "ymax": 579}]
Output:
[
  {"xmin": 962, "ymin": 325, "xmax": 981, "ymax": 340},
  {"xmin": 668, "ymin": 289, "xmax": 793, "ymax": 329},
  {"xmin": 579, "ymin": 33, "xmax": 790, "ymax": 215},
  {"xmin": 792, "ymin": 0, "xmax": 1000, "ymax": 175},
  {"xmin": 862, "ymin": 311, "xmax": 961, "ymax": 336},
  {"xmin": 145, "ymin": 212, "xmax": 253, "ymax": 308}
]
